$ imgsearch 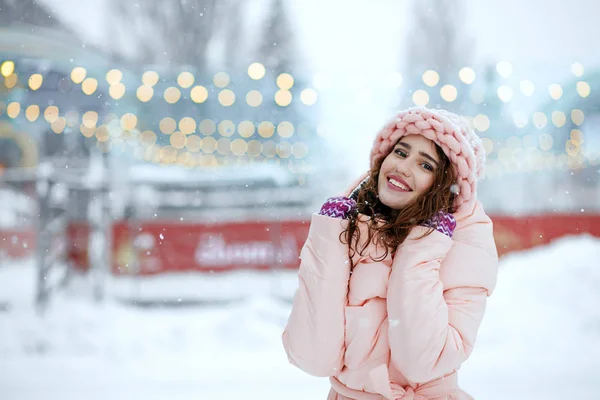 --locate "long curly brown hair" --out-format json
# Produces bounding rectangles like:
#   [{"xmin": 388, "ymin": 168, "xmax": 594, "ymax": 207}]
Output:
[{"xmin": 342, "ymin": 142, "xmax": 457, "ymax": 269}]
